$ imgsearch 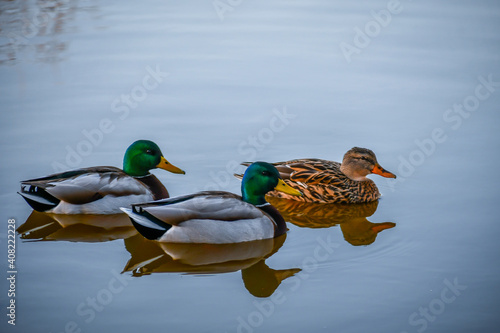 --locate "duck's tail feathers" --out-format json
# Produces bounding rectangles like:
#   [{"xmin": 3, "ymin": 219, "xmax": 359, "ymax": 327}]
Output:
[
  {"xmin": 18, "ymin": 186, "xmax": 60, "ymax": 212},
  {"xmin": 120, "ymin": 207, "xmax": 170, "ymax": 240},
  {"xmin": 234, "ymin": 161, "xmax": 253, "ymax": 180}
]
